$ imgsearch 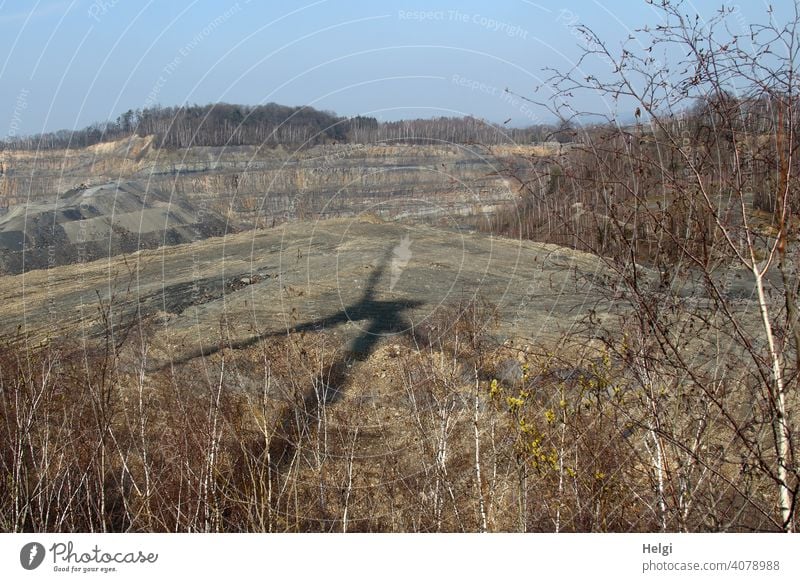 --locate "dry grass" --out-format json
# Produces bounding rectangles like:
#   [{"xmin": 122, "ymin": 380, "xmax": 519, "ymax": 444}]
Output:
[{"xmin": 0, "ymin": 292, "xmax": 789, "ymax": 533}]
